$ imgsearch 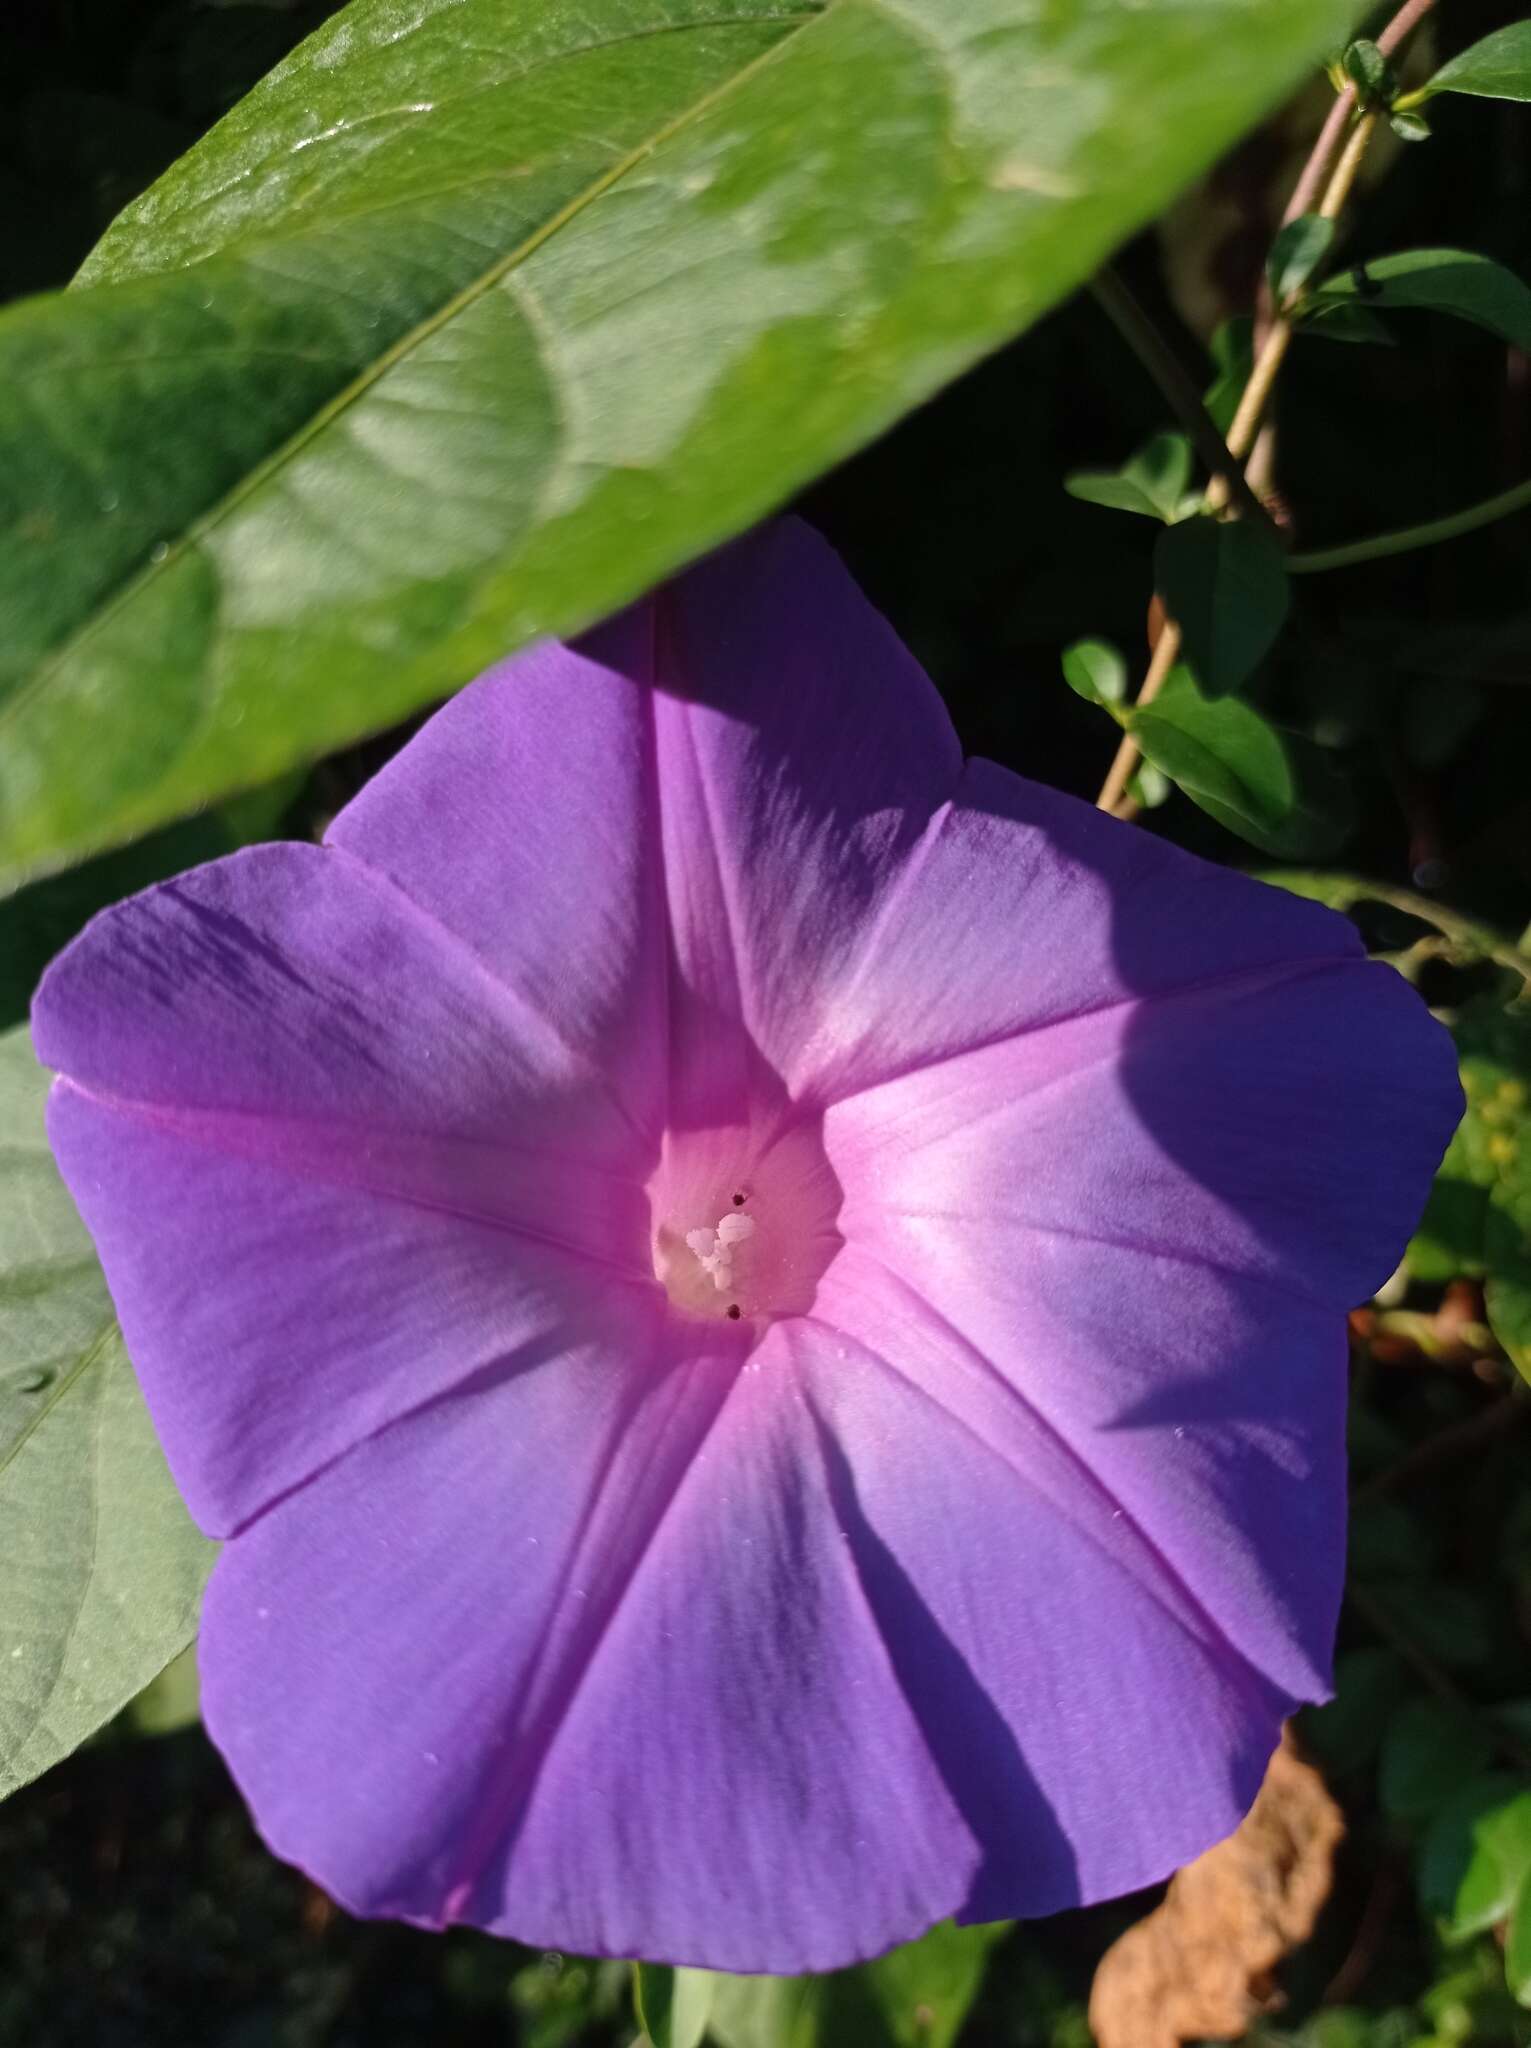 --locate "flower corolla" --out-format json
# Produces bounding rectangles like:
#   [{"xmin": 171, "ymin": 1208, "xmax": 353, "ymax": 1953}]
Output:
[{"xmin": 33, "ymin": 522, "xmax": 1460, "ymax": 1972}]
